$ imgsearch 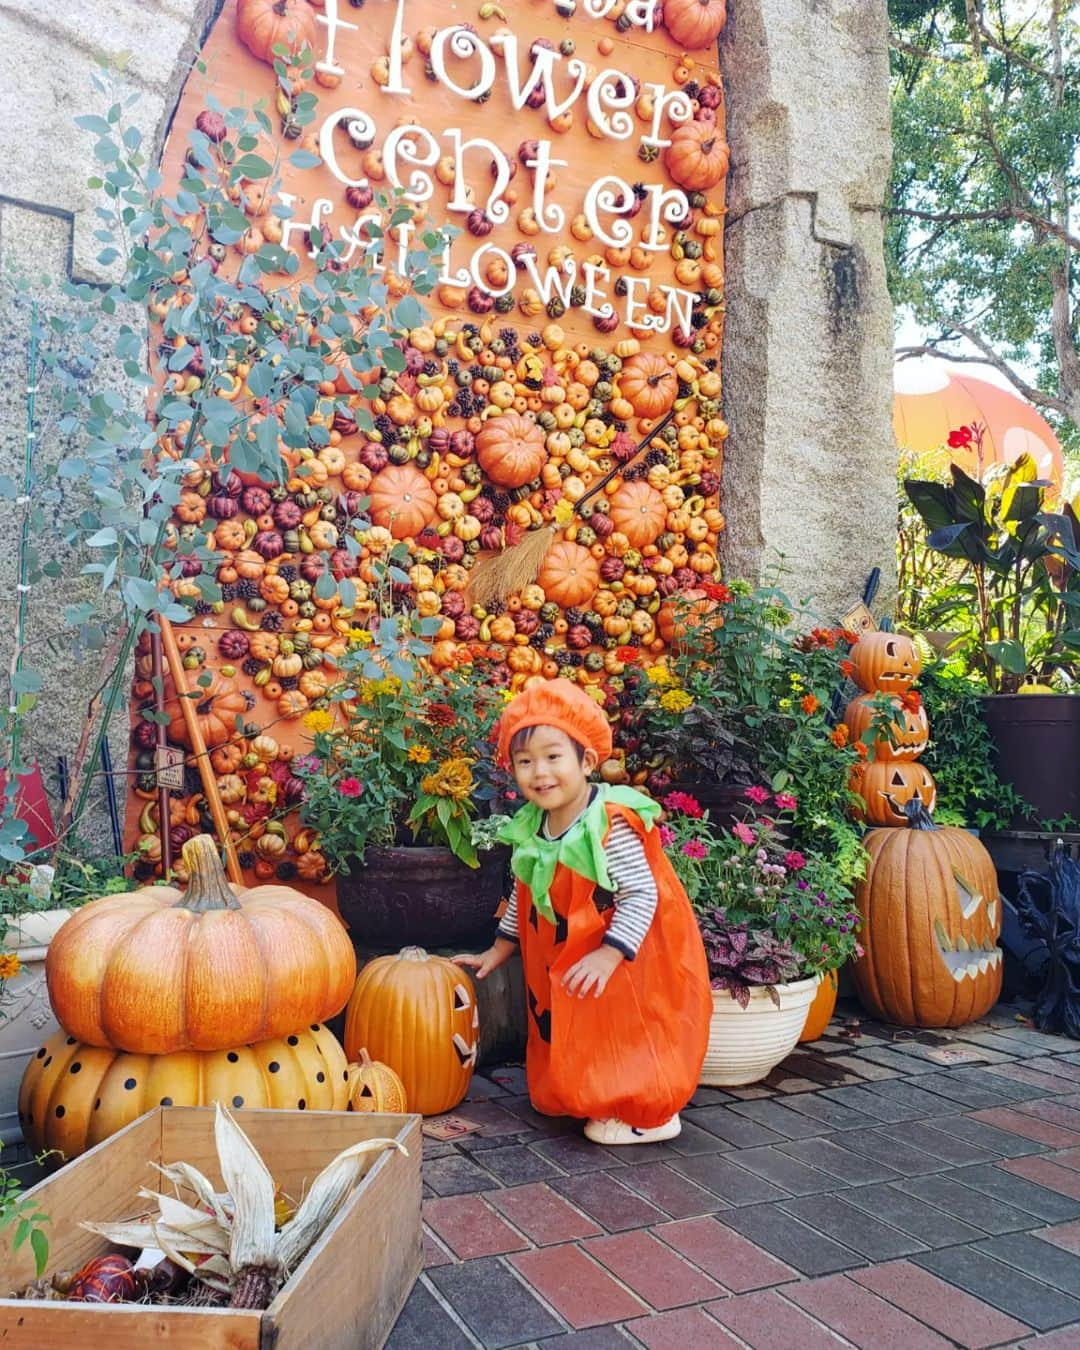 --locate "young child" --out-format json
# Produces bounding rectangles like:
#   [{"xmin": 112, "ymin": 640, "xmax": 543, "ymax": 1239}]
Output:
[{"xmin": 454, "ymin": 679, "xmax": 711, "ymax": 1145}]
